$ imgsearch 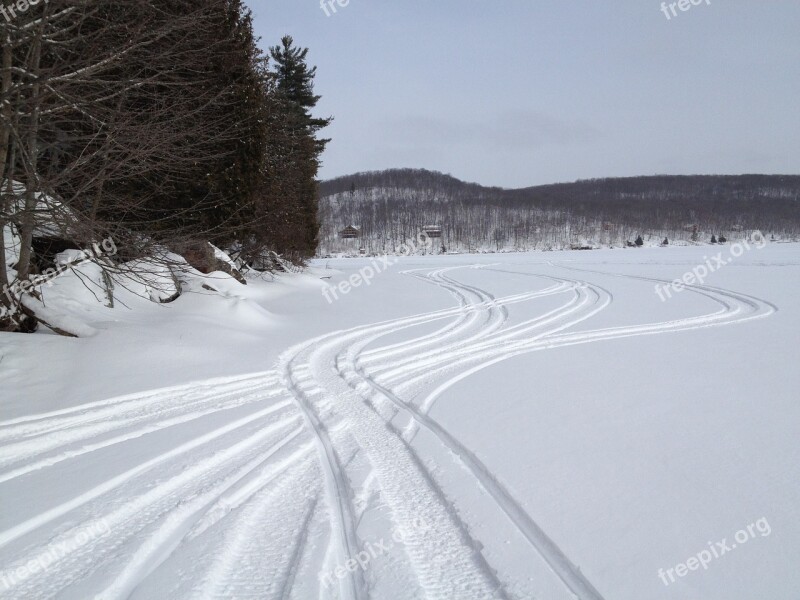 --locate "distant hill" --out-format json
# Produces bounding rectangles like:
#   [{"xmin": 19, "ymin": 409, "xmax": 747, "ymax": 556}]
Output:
[{"xmin": 318, "ymin": 169, "xmax": 800, "ymax": 254}]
